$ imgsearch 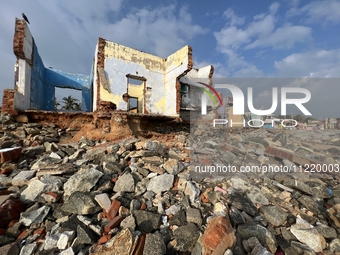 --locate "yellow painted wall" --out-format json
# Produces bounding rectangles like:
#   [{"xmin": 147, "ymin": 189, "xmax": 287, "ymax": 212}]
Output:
[
  {"xmin": 104, "ymin": 41, "xmax": 165, "ymax": 72},
  {"xmin": 98, "ymin": 40, "xmax": 190, "ymax": 115},
  {"xmin": 128, "ymin": 83, "xmax": 144, "ymax": 113}
]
